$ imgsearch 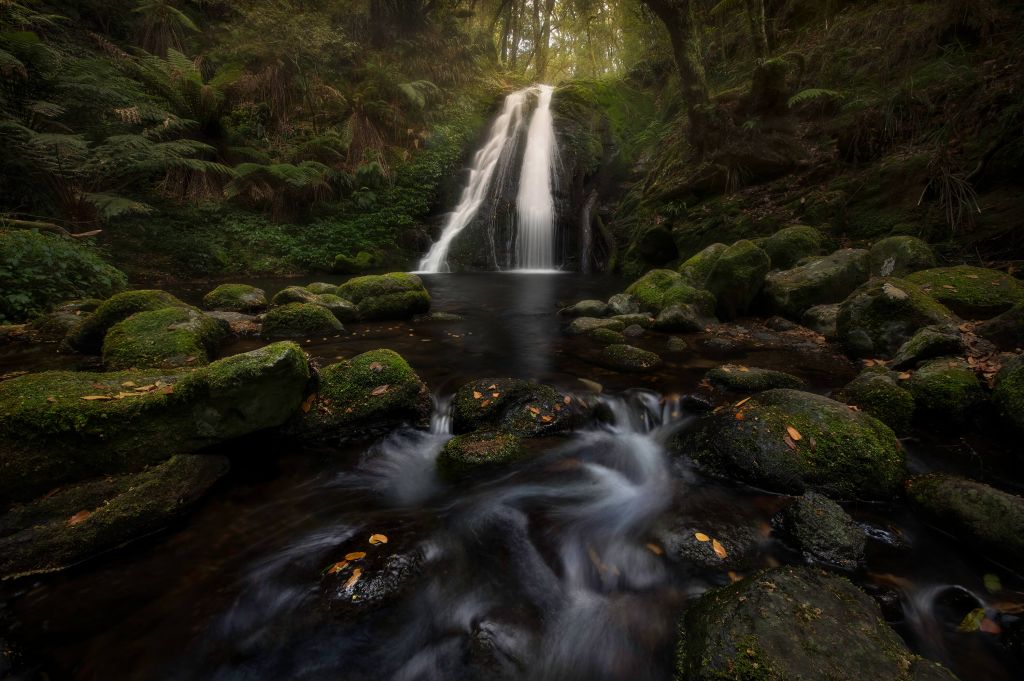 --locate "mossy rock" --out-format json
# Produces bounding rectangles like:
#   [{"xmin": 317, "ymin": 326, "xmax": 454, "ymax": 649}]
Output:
[
  {"xmin": 101, "ymin": 307, "xmax": 230, "ymax": 370},
  {"xmin": 655, "ymin": 516, "xmax": 761, "ymax": 570},
  {"xmin": 560, "ymin": 299, "xmax": 609, "ymax": 318},
  {"xmin": 706, "ymin": 364, "xmax": 805, "ymax": 392},
  {"xmin": 675, "ymin": 566, "xmax": 959, "ymax": 681},
  {"xmin": 624, "ymin": 269, "xmax": 686, "ymax": 313},
  {"xmin": 762, "ymin": 248, "xmax": 869, "ymax": 319},
  {"xmin": 759, "ymin": 225, "xmax": 824, "ymax": 270},
  {"xmin": 27, "ymin": 300, "xmax": 98, "ymax": 341},
  {"xmin": 836, "ymin": 369, "xmax": 914, "ymax": 434},
  {"xmin": 905, "ymin": 266, "xmax": 1024, "ymax": 320},
  {"xmin": 202, "ymin": 284, "xmax": 268, "ymax": 313},
  {"xmin": 705, "ymin": 240, "xmax": 771, "ymax": 320},
  {"xmin": 906, "ymin": 474, "xmax": 1024, "ymax": 568},
  {"xmin": 993, "ymin": 355, "xmax": 1024, "ymax": 434},
  {"xmin": 662, "ymin": 283, "xmax": 716, "ymax": 317},
  {"xmin": 306, "ymin": 282, "xmax": 340, "ymax": 295},
  {"xmin": 271, "ymin": 285, "xmax": 320, "ymax": 306},
  {"xmin": 905, "ymin": 357, "xmax": 985, "ymax": 422},
  {"xmin": 0, "ymin": 454, "xmax": 228, "ymax": 580},
  {"xmin": 65, "ymin": 290, "xmax": 187, "ymax": 353},
  {"xmin": 667, "ymin": 336, "xmax": 688, "ymax": 353},
  {"xmin": 868, "ymin": 236, "xmax": 936, "ymax": 278},
  {"xmin": 654, "ymin": 304, "xmax": 705, "ymax": 333},
  {"xmin": 336, "ymin": 273, "xmax": 430, "ymax": 321},
  {"xmin": 568, "ymin": 317, "xmax": 625, "ymax": 335},
  {"xmin": 803, "ymin": 303, "xmax": 840, "ymax": 339},
  {"xmin": 451, "ymin": 378, "xmax": 583, "ymax": 437},
  {"xmin": 678, "ymin": 243, "xmax": 727, "ymax": 286},
  {"xmin": 977, "ymin": 303, "xmax": 1024, "ymax": 350},
  {"xmin": 0, "ymin": 342, "xmax": 310, "ymax": 501},
  {"xmin": 436, "ymin": 432, "xmax": 526, "ymax": 479},
  {"xmin": 598, "ymin": 344, "xmax": 662, "ymax": 373},
  {"xmin": 261, "ymin": 302, "xmax": 344, "ymax": 339},
  {"xmin": 299, "ymin": 349, "xmax": 430, "ymax": 439},
  {"xmin": 332, "ymin": 250, "xmax": 380, "ymax": 274},
  {"xmin": 836, "ymin": 278, "xmax": 958, "ymax": 358},
  {"xmin": 315, "ymin": 293, "xmax": 359, "ymax": 323},
  {"xmin": 773, "ymin": 491, "xmax": 865, "ymax": 570},
  {"xmin": 610, "ymin": 313, "xmax": 655, "ymax": 328},
  {"xmin": 590, "ymin": 327, "xmax": 626, "ymax": 345},
  {"xmin": 606, "ymin": 293, "xmax": 640, "ymax": 316},
  {"xmin": 674, "ymin": 389, "xmax": 904, "ymax": 499},
  {"xmin": 891, "ymin": 325, "xmax": 965, "ymax": 370}
]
